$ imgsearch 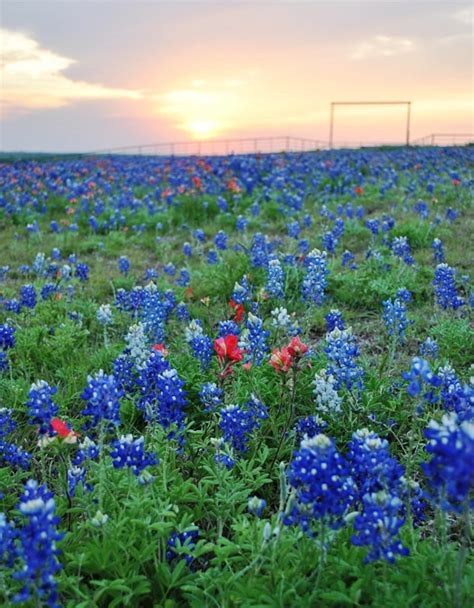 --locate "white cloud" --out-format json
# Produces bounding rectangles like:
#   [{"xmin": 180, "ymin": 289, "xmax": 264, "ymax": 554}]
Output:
[
  {"xmin": 452, "ymin": 7, "xmax": 473, "ymax": 26},
  {"xmin": 350, "ymin": 35, "xmax": 415, "ymax": 60},
  {"xmin": 0, "ymin": 28, "xmax": 142, "ymax": 111}
]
